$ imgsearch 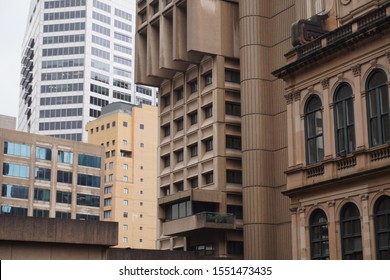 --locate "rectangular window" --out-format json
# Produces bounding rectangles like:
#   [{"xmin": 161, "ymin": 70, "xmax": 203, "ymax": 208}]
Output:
[
  {"xmin": 175, "ymin": 118, "xmax": 183, "ymax": 132},
  {"xmin": 1, "ymin": 184, "xmax": 29, "ymax": 199},
  {"xmin": 114, "ymin": 67, "xmax": 131, "ymax": 78},
  {"xmin": 162, "ymin": 124, "xmax": 170, "ymax": 137},
  {"xmin": 226, "ymin": 136, "xmax": 241, "ymax": 150},
  {"xmin": 42, "ymin": 58, "xmax": 84, "ymax": 69},
  {"xmin": 91, "ymin": 71, "xmax": 109, "ymax": 84},
  {"xmin": 78, "ymin": 154, "xmax": 101, "ymax": 168},
  {"xmin": 162, "ymin": 155, "xmax": 170, "ymax": 168},
  {"xmin": 189, "ymin": 144, "xmax": 198, "ymax": 157},
  {"xmin": 92, "ymin": 46, "xmax": 110, "ymax": 60},
  {"xmin": 58, "ymin": 150, "xmax": 73, "ymax": 164},
  {"xmin": 104, "ymin": 186, "xmax": 112, "ymax": 194},
  {"xmin": 77, "ymin": 193, "xmax": 100, "ymax": 207},
  {"xmin": 57, "ymin": 170, "xmax": 72, "ymax": 184},
  {"xmin": 77, "ymin": 174, "xmax": 101, "ymax": 188},
  {"xmin": 91, "ymin": 59, "xmax": 110, "ymax": 72},
  {"xmin": 104, "ymin": 210, "xmax": 112, "ymax": 219},
  {"xmin": 113, "ymin": 79, "xmax": 130, "ymax": 89},
  {"xmin": 114, "ymin": 32, "xmax": 131, "ymax": 43},
  {"xmin": 76, "ymin": 213, "xmax": 99, "ymax": 221},
  {"xmin": 56, "ymin": 191, "xmax": 72, "ymax": 204},
  {"xmin": 2, "ymin": 163, "xmax": 30, "ymax": 178},
  {"xmin": 225, "ymin": 69, "xmax": 240, "ymax": 83},
  {"xmin": 56, "ymin": 211, "xmax": 71, "ymax": 219},
  {"xmin": 104, "ymin": 198, "xmax": 112, "ymax": 206},
  {"xmin": 92, "ymin": 35, "xmax": 110, "ymax": 48},
  {"xmin": 189, "ymin": 80, "xmax": 198, "ymax": 93},
  {"xmin": 33, "ymin": 209, "xmax": 49, "ymax": 218},
  {"xmin": 226, "ymin": 170, "xmax": 242, "ymax": 184},
  {"xmin": 0, "ymin": 206, "xmax": 27, "ymax": 216},
  {"xmin": 34, "ymin": 188, "xmax": 50, "ymax": 201},
  {"xmin": 204, "ymin": 138, "xmax": 213, "ymax": 152},
  {"xmin": 204, "ymin": 72, "xmax": 212, "ymax": 86},
  {"xmin": 189, "ymin": 177, "xmax": 198, "ymax": 188},
  {"xmin": 225, "ymin": 102, "xmax": 241, "ymax": 116},
  {"xmin": 4, "ymin": 141, "xmax": 31, "ymax": 158},
  {"xmin": 189, "ymin": 111, "xmax": 198, "ymax": 125},
  {"xmin": 204, "ymin": 105, "xmax": 213, "ymax": 119},
  {"xmin": 35, "ymin": 167, "xmax": 51, "ymax": 181},
  {"xmin": 203, "ymin": 172, "xmax": 214, "ymax": 185},
  {"xmin": 36, "ymin": 147, "xmax": 52, "ymax": 161},
  {"xmin": 175, "ymin": 149, "xmax": 184, "ymax": 163}
]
